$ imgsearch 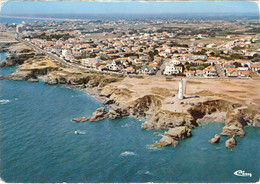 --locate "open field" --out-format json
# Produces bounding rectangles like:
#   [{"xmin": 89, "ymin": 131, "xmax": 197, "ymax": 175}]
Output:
[
  {"xmin": 107, "ymin": 77, "xmax": 260, "ymax": 113},
  {"xmin": 0, "ymin": 32, "xmax": 18, "ymax": 44}
]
